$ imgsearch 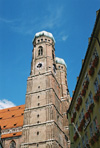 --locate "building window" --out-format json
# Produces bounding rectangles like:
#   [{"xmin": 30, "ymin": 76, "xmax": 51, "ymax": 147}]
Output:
[
  {"xmin": 85, "ymin": 99, "xmax": 88, "ymax": 111},
  {"xmin": 38, "ymin": 40, "xmax": 40, "ymax": 43},
  {"xmin": 89, "ymin": 124, "xmax": 93, "ymax": 137},
  {"xmin": 85, "ymin": 132, "xmax": 88, "ymax": 144},
  {"xmin": 89, "ymin": 59, "xmax": 92, "ymax": 68},
  {"xmin": 41, "ymin": 39, "xmax": 43, "ymax": 42},
  {"xmin": 37, "ymin": 132, "xmax": 39, "ymax": 135},
  {"xmin": 38, "ymin": 46, "xmax": 43, "ymax": 56},
  {"xmin": 10, "ymin": 141, "xmax": 16, "ymax": 148},
  {"xmin": 52, "ymin": 50, "xmax": 54, "ymax": 59},
  {"xmin": 81, "ymin": 109, "xmax": 84, "ymax": 119},
  {"xmin": 93, "ymin": 47, "xmax": 98, "ymax": 59},
  {"xmin": 85, "ymin": 73, "xmax": 89, "ymax": 81},
  {"xmin": 98, "ymin": 70, "xmax": 100, "ymax": 82},
  {"xmin": 38, "ymin": 103, "xmax": 40, "ymax": 106},
  {"xmin": 73, "ymin": 127, "xmax": 76, "ymax": 134},
  {"xmin": 53, "ymin": 64, "xmax": 56, "ymax": 74},
  {"xmin": 93, "ymin": 117, "xmax": 97, "ymax": 132},
  {"xmin": 88, "ymin": 91, "xmax": 93, "ymax": 104},
  {"xmin": 82, "ymin": 136, "xmax": 85, "ymax": 147},
  {"xmin": 37, "ymin": 114, "xmax": 39, "ymax": 118},
  {"xmin": 79, "ymin": 114, "xmax": 81, "ymax": 123},
  {"xmin": 94, "ymin": 78, "xmax": 99, "ymax": 93}
]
